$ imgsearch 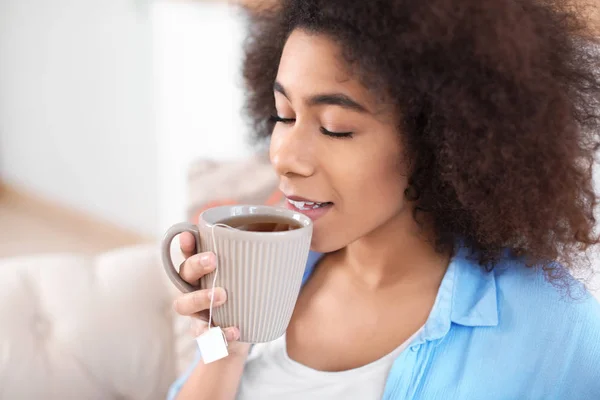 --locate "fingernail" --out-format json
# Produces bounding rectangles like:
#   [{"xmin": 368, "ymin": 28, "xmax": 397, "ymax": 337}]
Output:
[
  {"xmin": 225, "ymin": 328, "xmax": 239, "ymax": 341},
  {"xmin": 199, "ymin": 254, "xmax": 212, "ymax": 268}
]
